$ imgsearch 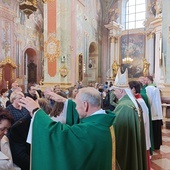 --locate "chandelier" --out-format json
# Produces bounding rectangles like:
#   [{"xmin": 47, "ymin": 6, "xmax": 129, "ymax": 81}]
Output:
[
  {"xmin": 122, "ymin": 33, "xmax": 133, "ymax": 64},
  {"xmin": 17, "ymin": 0, "xmax": 49, "ymax": 19},
  {"xmin": 122, "ymin": 52, "xmax": 133, "ymax": 64}
]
